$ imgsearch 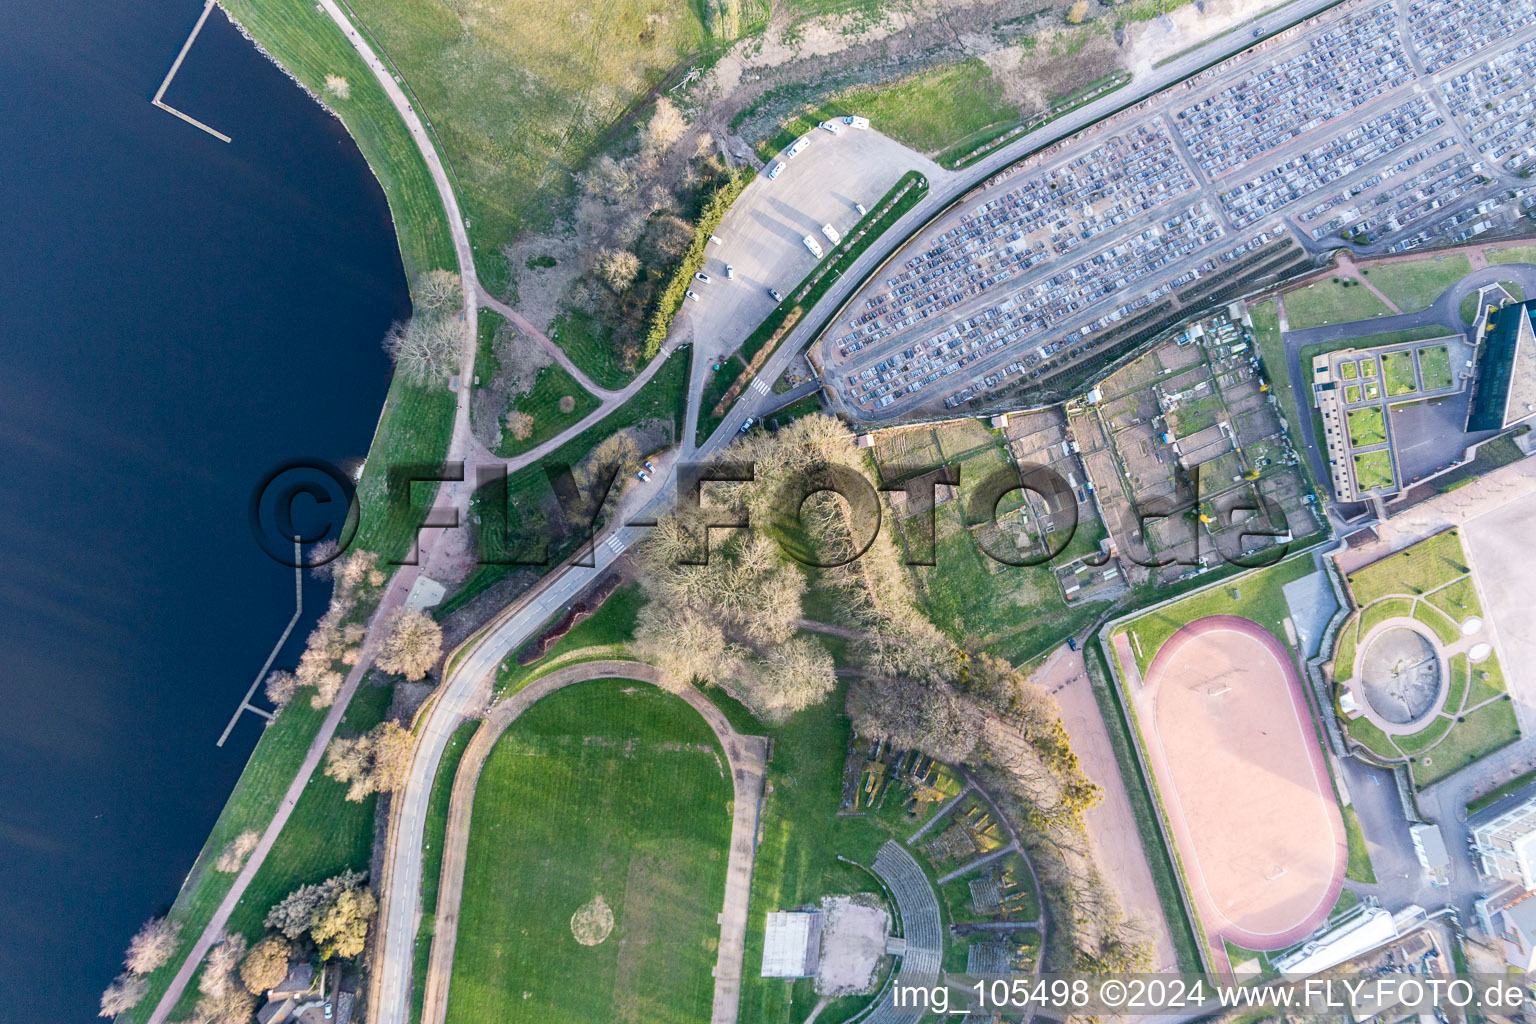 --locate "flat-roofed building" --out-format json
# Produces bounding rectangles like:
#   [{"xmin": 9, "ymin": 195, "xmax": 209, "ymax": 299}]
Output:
[
  {"xmin": 1470, "ymin": 788, "xmax": 1536, "ymax": 889},
  {"xmin": 761, "ymin": 911, "xmax": 822, "ymax": 978}
]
